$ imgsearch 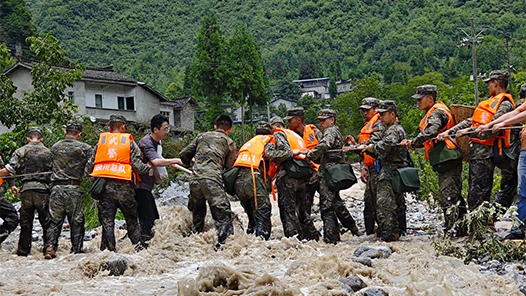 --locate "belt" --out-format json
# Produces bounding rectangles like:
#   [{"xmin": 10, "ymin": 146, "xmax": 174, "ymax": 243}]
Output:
[{"xmin": 53, "ymin": 180, "xmax": 81, "ymax": 186}]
